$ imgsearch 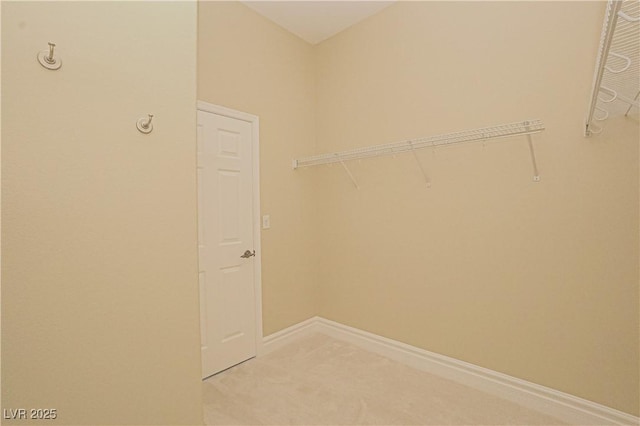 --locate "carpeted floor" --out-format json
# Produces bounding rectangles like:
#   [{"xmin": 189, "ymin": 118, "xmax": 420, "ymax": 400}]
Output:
[{"xmin": 202, "ymin": 333, "xmax": 565, "ymax": 425}]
